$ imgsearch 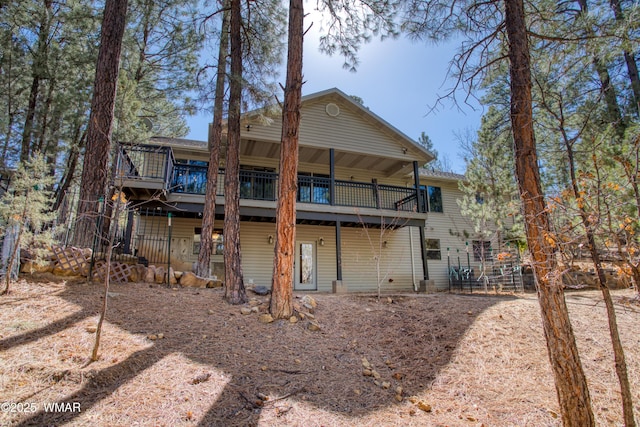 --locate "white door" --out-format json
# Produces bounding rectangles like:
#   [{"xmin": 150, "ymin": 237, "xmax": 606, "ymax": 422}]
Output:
[{"xmin": 295, "ymin": 241, "xmax": 317, "ymax": 291}]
